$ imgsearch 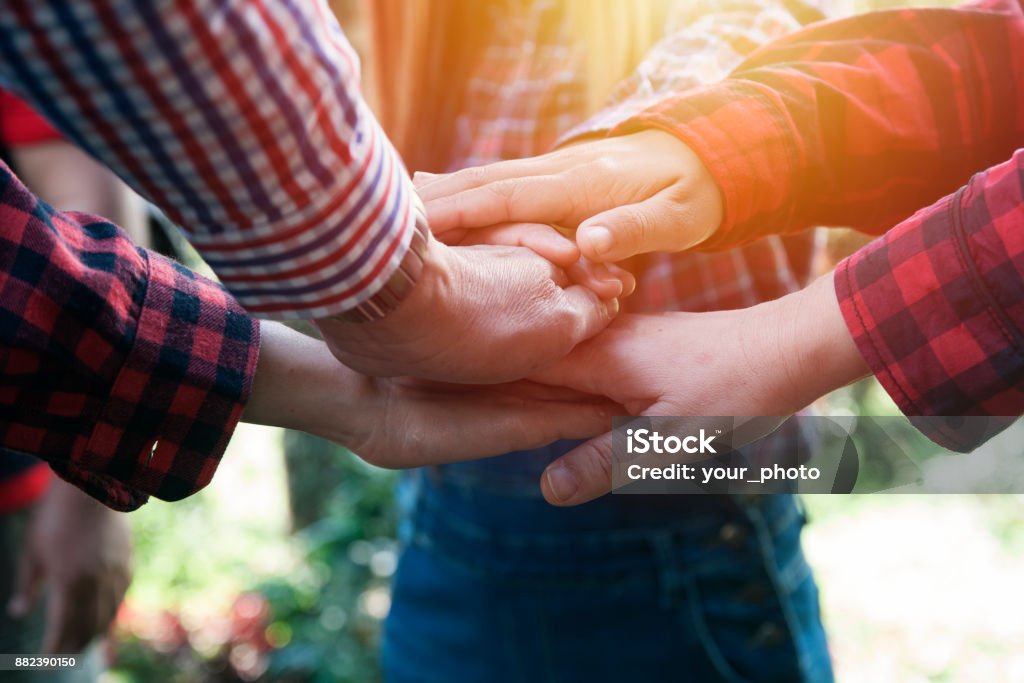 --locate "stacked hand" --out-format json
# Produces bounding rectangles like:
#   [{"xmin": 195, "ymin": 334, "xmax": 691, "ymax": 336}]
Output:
[
  {"xmin": 317, "ymin": 233, "xmax": 630, "ymax": 384},
  {"xmin": 271, "ymin": 129, "xmax": 871, "ymax": 504},
  {"xmin": 531, "ymin": 275, "xmax": 869, "ymax": 506},
  {"xmin": 243, "ymin": 323, "xmax": 622, "ymax": 469},
  {"xmin": 416, "ymin": 130, "xmax": 724, "ymax": 264}
]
